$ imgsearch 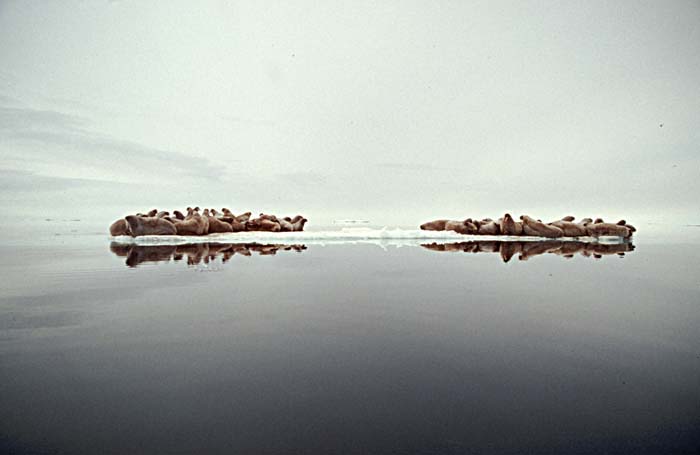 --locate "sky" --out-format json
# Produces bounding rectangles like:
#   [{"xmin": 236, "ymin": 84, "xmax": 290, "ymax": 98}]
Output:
[{"xmin": 1, "ymin": 0, "xmax": 699, "ymax": 228}]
